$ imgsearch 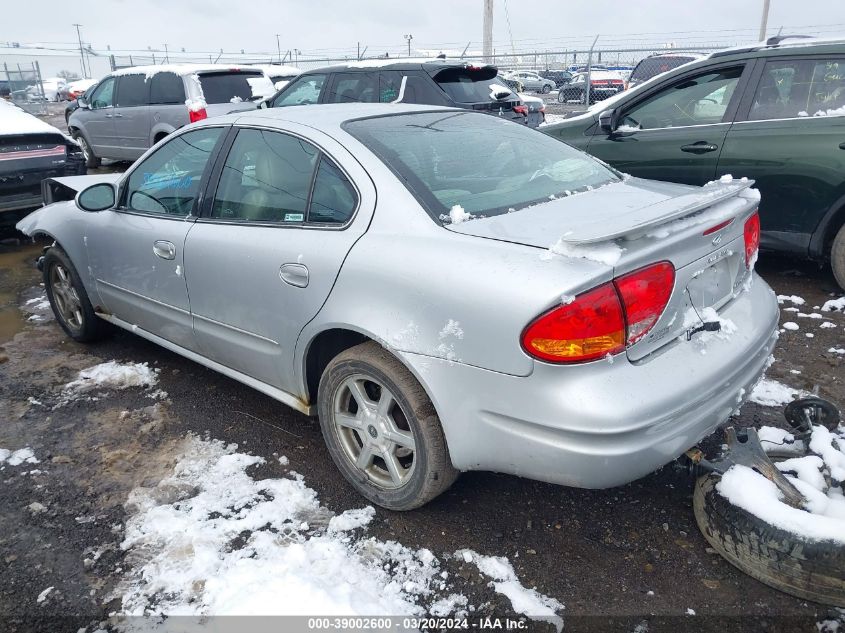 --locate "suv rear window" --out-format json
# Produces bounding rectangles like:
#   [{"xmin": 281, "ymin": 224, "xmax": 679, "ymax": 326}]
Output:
[
  {"xmin": 630, "ymin": 56, "xmax": 698, "ymax": 83},
  {"xmin": 433, "ymin": 67, "xmax": 515, "ymax": 104},
  {"xmin": 345, "ymin": 111, "xmax": 618, "ymax": 220},
  {"xmin": 197, "ymin": 72, "xmax": 268, "ymax": 104}
]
